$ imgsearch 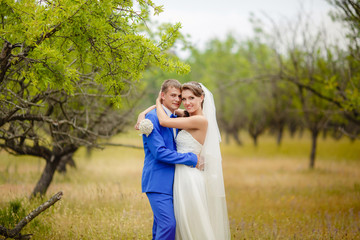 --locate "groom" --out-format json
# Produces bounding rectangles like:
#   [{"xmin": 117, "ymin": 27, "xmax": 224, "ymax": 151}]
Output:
[{"xmin": 141, "ymin": 79, "xmax": 199, "ymax": 240}]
